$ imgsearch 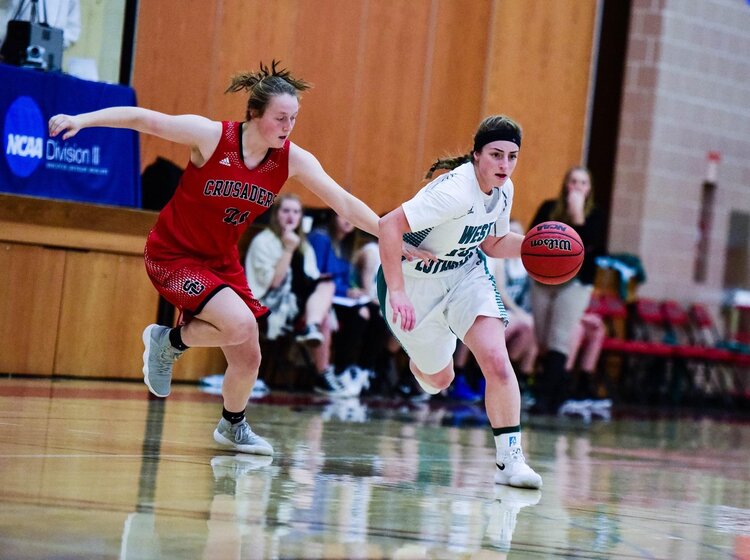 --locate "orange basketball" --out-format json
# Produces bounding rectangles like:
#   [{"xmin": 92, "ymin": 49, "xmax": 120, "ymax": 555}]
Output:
[{"xmin": 521, "ymin": 221, "xmax": 584, "ymax": 285}]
